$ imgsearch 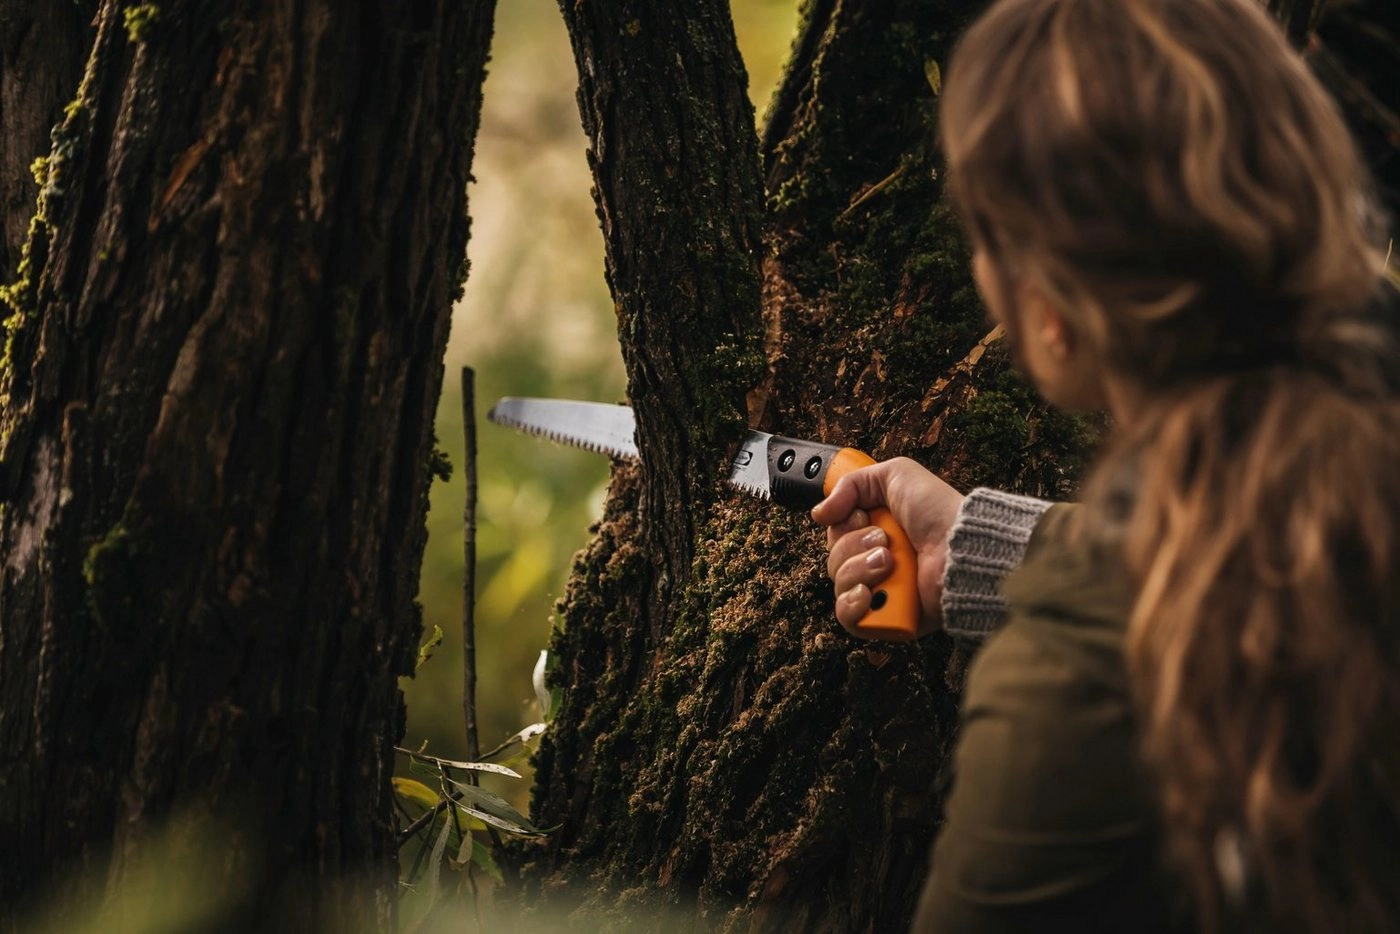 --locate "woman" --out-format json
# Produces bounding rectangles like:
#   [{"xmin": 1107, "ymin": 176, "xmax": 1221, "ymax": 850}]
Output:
[{"xmin": 813, "ymin": 0, "xmax": 1400, "ymax": 930}]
